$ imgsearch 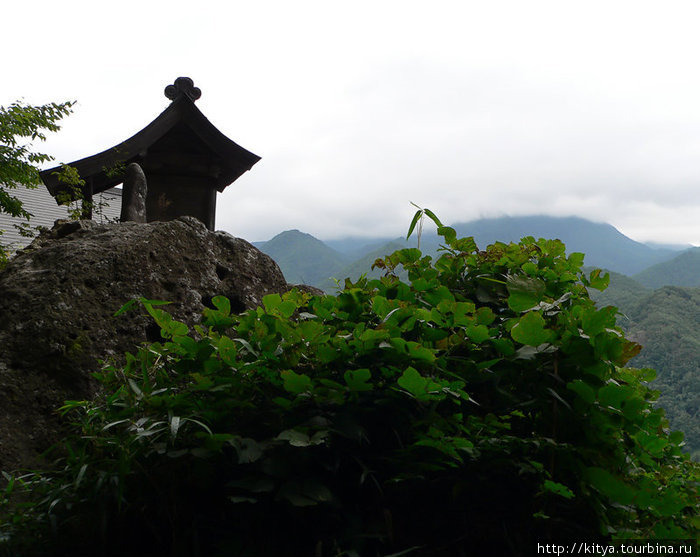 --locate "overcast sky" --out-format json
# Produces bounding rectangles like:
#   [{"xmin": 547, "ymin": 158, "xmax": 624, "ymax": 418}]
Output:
[{"xmin": 5, "ymin": 0, "xmax": 700, "ymax": 245}]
